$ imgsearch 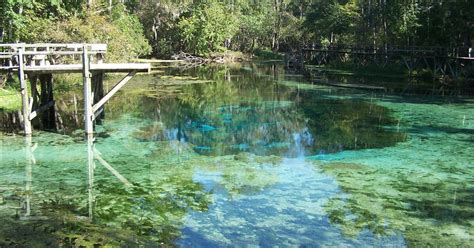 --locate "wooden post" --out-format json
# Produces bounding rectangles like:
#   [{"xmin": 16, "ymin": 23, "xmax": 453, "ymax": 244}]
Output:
[
  {"xmin": 18, "ymin": 47, "xmax": 32, "ymax": 135},
  {"xmin": 73, "ymin": 94, "xmax": 79, "ymax": 125},
  {"xmin": 92, "ymin": 71, "xmax": 136, "ymax": 113},
  {"xmin": 39, "ymin": 74, "xmax": 55, "ymax": 130},
  {"xmin": 83, "ymin": 44, "xmax": 94, "ymax": 136},
  {"xmin": 92, "ymin": 72, "xmax": 104, "ymax": 124},
  {"xmin": 30, "ymin": 75, "xmax": 39, "ymax": 116}
]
